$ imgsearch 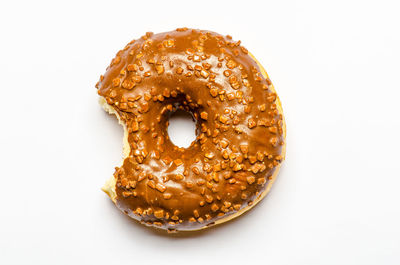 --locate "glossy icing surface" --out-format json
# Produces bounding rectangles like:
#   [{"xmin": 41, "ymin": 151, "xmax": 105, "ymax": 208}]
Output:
[{"xmin": 97, "ymin": 28, "xmax": 284, "ymax": 231}]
